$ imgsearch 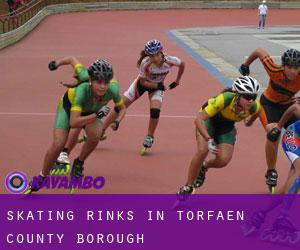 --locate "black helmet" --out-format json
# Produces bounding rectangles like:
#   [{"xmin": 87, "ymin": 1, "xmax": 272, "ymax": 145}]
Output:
[
  {"xmin": 281, "ymin": 49, "xmax": 300, "ymax": 67},
  {"xmin": 88, "ymin": 59, "xmax": 113, "ymax": 82}
]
